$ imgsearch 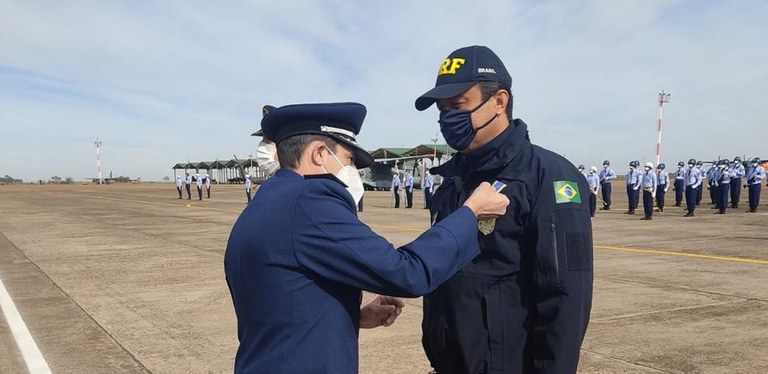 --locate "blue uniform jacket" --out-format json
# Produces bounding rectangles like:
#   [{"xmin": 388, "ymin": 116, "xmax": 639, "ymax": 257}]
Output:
[
  {"xmin": 225, "ymin": 169, "xmax": 481, "ymax": 373},
  {"xmin": 425, "ymin": 120, "xmax": 593, "ymax": 374}
]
